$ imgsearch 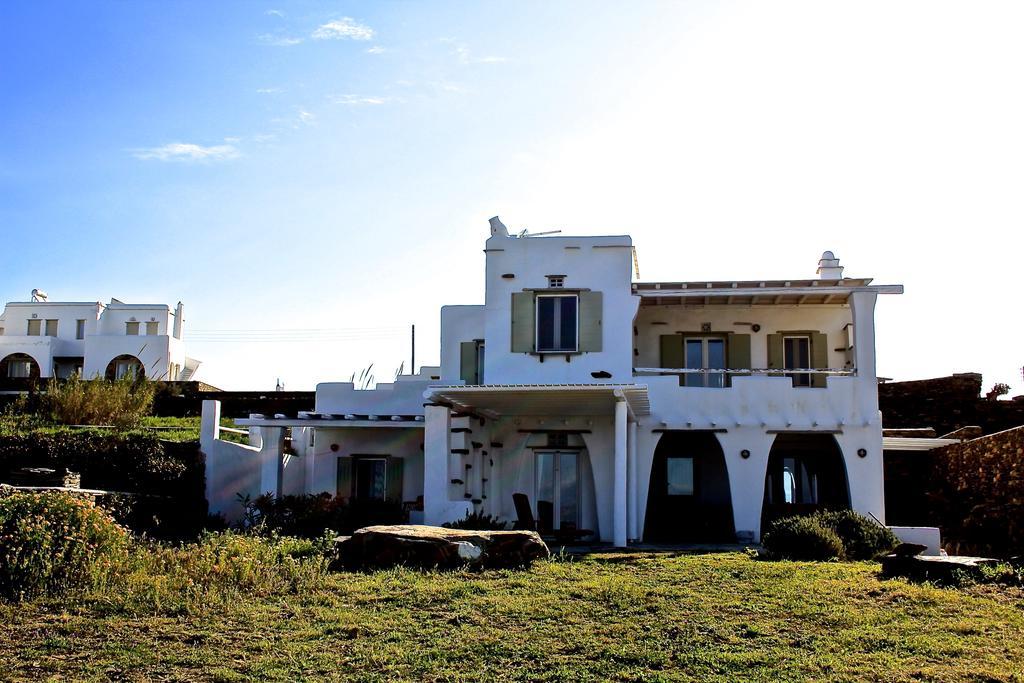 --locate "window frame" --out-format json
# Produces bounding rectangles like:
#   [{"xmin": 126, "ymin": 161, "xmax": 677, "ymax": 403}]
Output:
[
  {"xmin": 145, "ymin": 321, "xmax": 159, "ymax": 336},
  {"xmin": 666, "ymin": 455, "xmax": 696, "ymax": 496},
  {"xmin": 534, "ymin": 293, "xmax": 579, "ymax": 354},
  {"xmin": 26, "ymin": 319, "xmax": 41, "ymax": 336},
  {"xmin": 75, "ymin": 319, "xmax": 86, "ymax": 340},
  {"xmin": 352, "ymin": 455, "xmax": 388, "ymax": 502},
  {"xmin": 44, "ymin": 319, "xmax": 58, "ymax": 337},
  {"xmin": 126, "ymin": 321, "xmax": 140, "ymax": 336},
  {"xmin": 681, "ymin": 335, "xmax": 728, "ymax": 388},
  {"xmin": 783, "ymin": 335, "xmax": 812, "ymax": 388}
]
